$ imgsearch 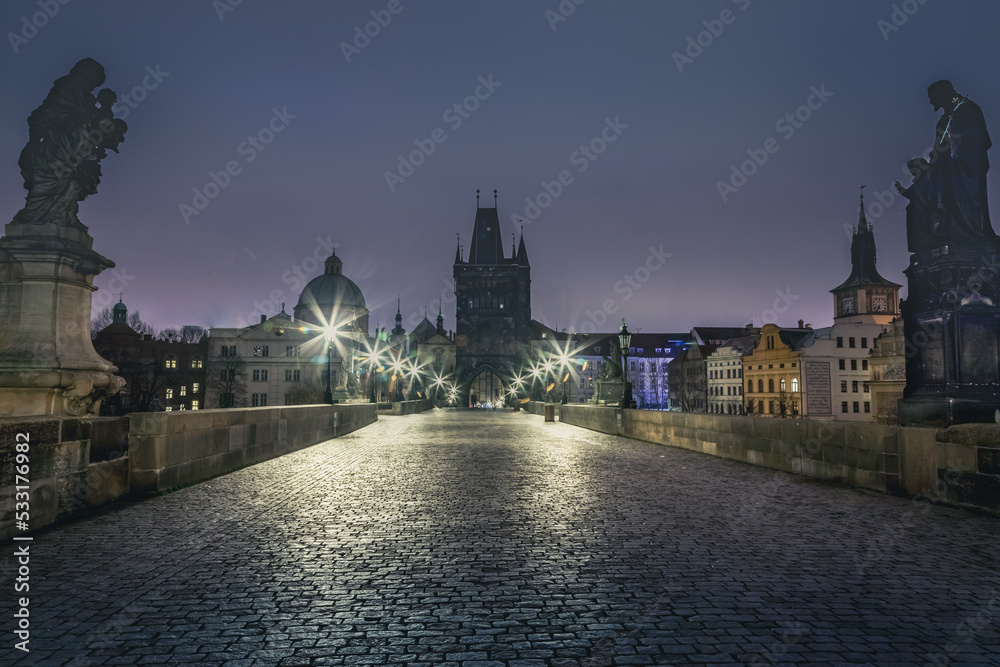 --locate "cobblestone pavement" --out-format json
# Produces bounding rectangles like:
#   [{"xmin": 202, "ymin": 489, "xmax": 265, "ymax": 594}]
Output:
[{"xmin": 3, "ymin": 409, "xmax": 1000, "ymax": 666}]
